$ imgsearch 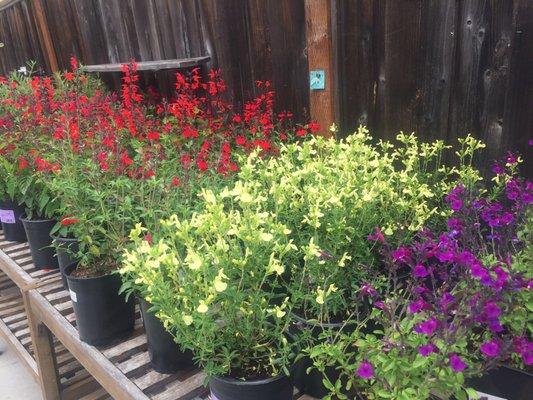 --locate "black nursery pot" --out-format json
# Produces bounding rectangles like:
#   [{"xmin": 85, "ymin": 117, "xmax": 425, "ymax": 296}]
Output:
[
  {"xmin": 291, "ymin": 314, "xmax": 348, "ymax": 399},
  {"xmin": 138, "ymin": 297, "xmax": 194, "ymax": 373},
  {"xmin": 466, "ymin": 365, "xmax": 533, "ymax": 399},
  {"xmin": 0, "ymin": 199, "xmax": 27, "ymax": 242},
  {"xmin": 51, "ymin": 235, "xmax": 79, "ymax": 290},
  {"xmin": 64, "ymin": 263, "xmax": 135, "ymax": 346},
  {"xmin": 209, "ymin": 374, "xmax": 293, "ymax": 400},
  {"xmin": 21, "ymin": 217, "xmax": 59, "ymax": 270}
]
